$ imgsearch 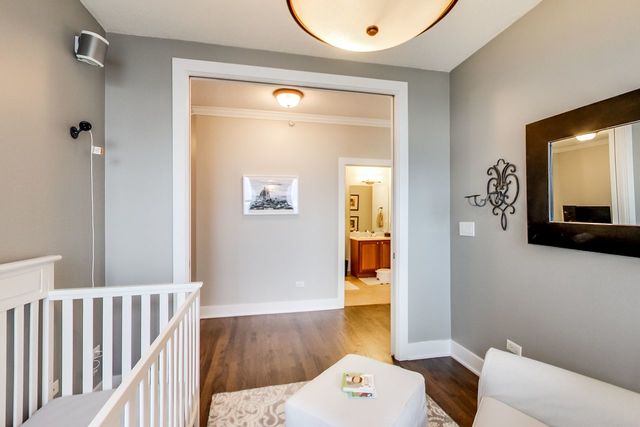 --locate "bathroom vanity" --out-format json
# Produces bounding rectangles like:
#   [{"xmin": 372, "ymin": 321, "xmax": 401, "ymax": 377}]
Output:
[{"xmin": 350, "ymin": 236, "xmax": 391, "ymax": 278}]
